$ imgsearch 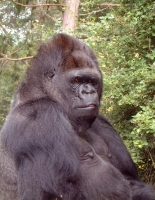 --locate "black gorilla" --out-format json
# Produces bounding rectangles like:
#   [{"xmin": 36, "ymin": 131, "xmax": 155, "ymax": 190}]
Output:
[{"xmin": 0, "ymin": 33, "xmax": 155, "ymax": 200}]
